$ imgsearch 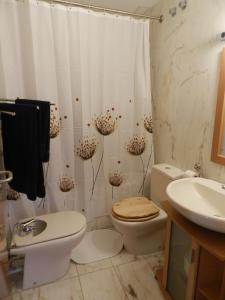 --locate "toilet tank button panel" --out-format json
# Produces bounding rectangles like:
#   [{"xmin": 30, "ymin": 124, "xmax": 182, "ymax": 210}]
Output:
[
  {"xmin": 152, "ymin": 163, "xmax": 184, "ymax": 180},
  {"xmin": 11, "ymin": 211, "xmax": 86, "ymax": 248}
]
